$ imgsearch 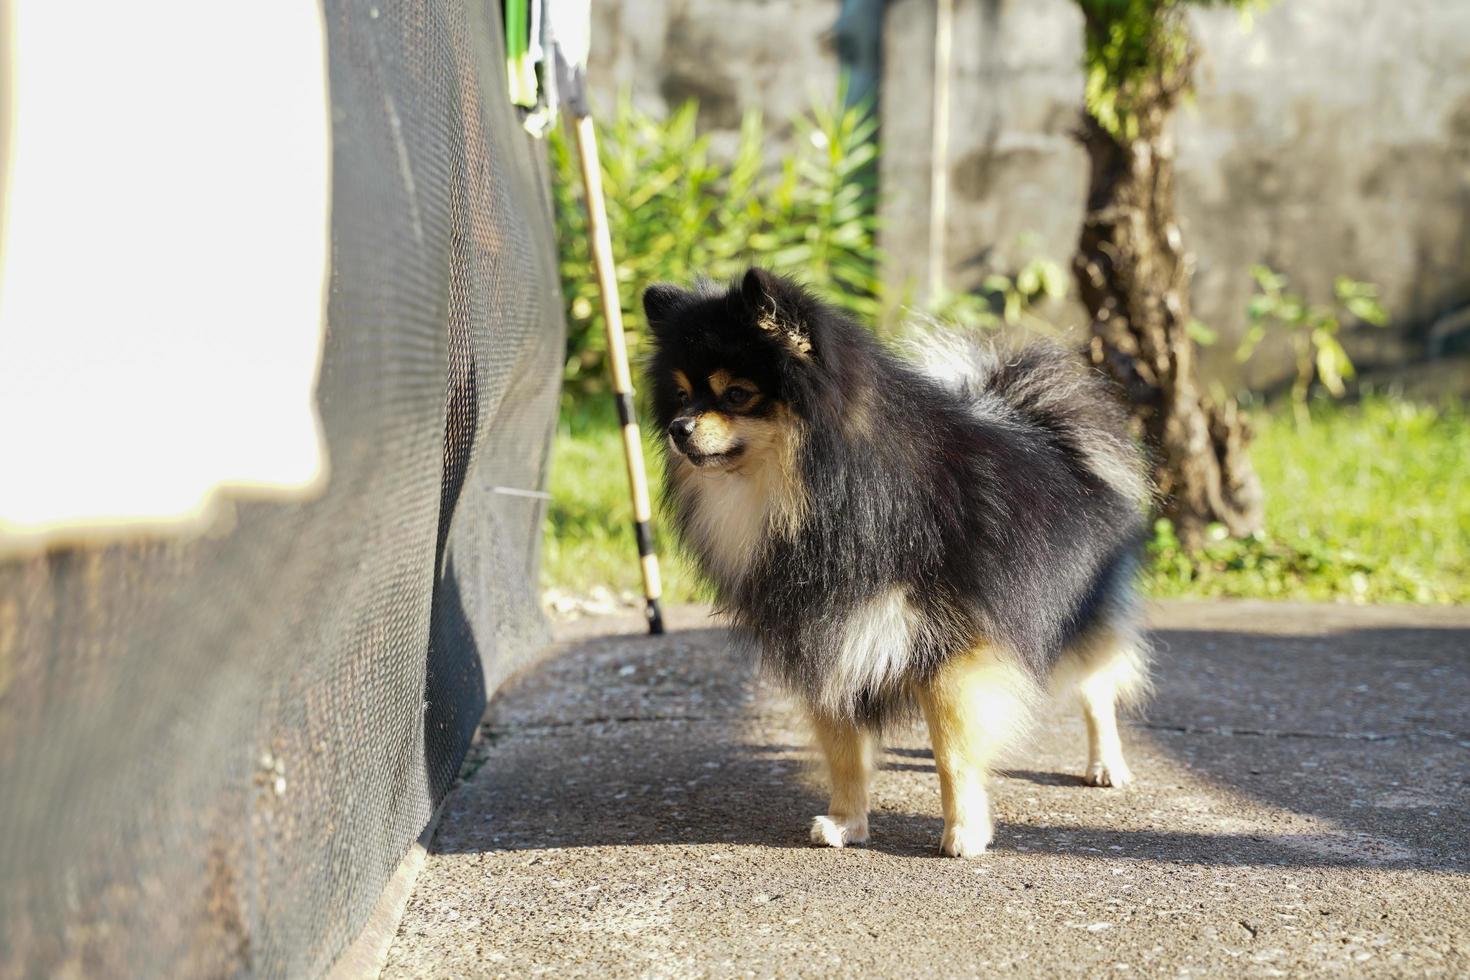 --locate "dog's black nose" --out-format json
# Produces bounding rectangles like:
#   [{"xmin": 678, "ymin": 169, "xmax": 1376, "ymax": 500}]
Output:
[{"xmin": 668, "ymin": 417, "xmax": 696, "ymax": 445}]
